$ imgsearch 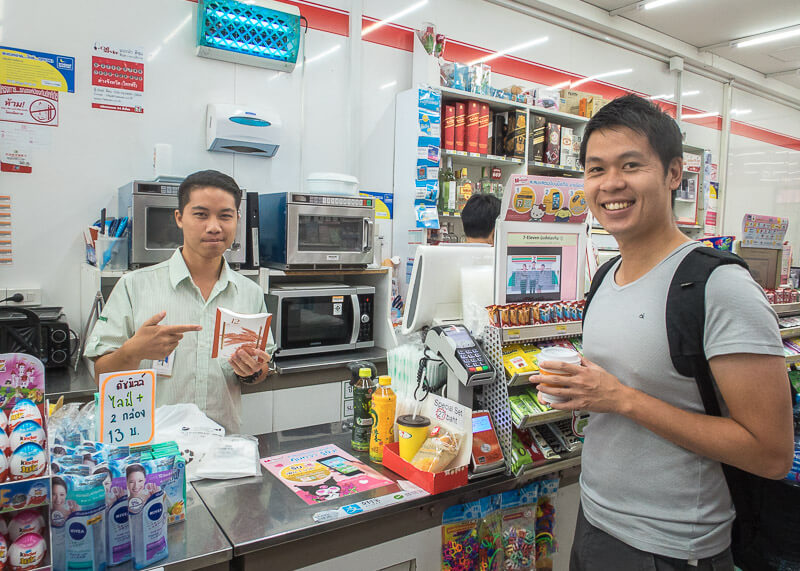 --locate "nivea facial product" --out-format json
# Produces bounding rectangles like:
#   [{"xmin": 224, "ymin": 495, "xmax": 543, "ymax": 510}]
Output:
[
  {"xmin": 64, "ymin": 473, "xmax": 107, "ymax": 571},
  {"xmin": 128, "ymin": 458, "xmax": 172, "ymax": 569}
]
